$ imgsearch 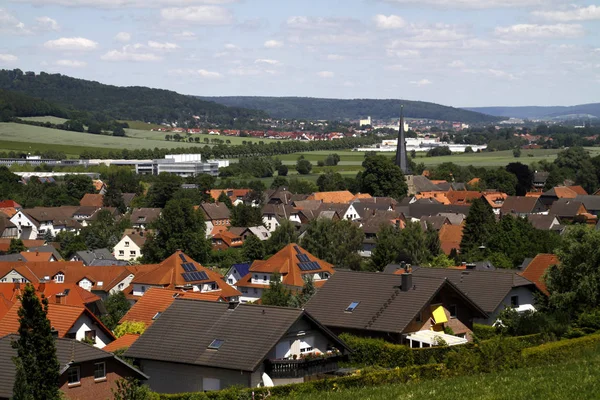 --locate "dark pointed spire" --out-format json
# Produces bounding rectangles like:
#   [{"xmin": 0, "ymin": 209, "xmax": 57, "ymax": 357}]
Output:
[{"xmin": 395, "ymin": 104, "xmax": 410, "ymax": 174}]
